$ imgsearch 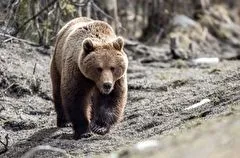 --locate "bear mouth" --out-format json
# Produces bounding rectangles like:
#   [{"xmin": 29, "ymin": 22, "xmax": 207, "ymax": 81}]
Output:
[{"xmin": 100, "ymin": 87, "xmax": 113, "ymax": 95}]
